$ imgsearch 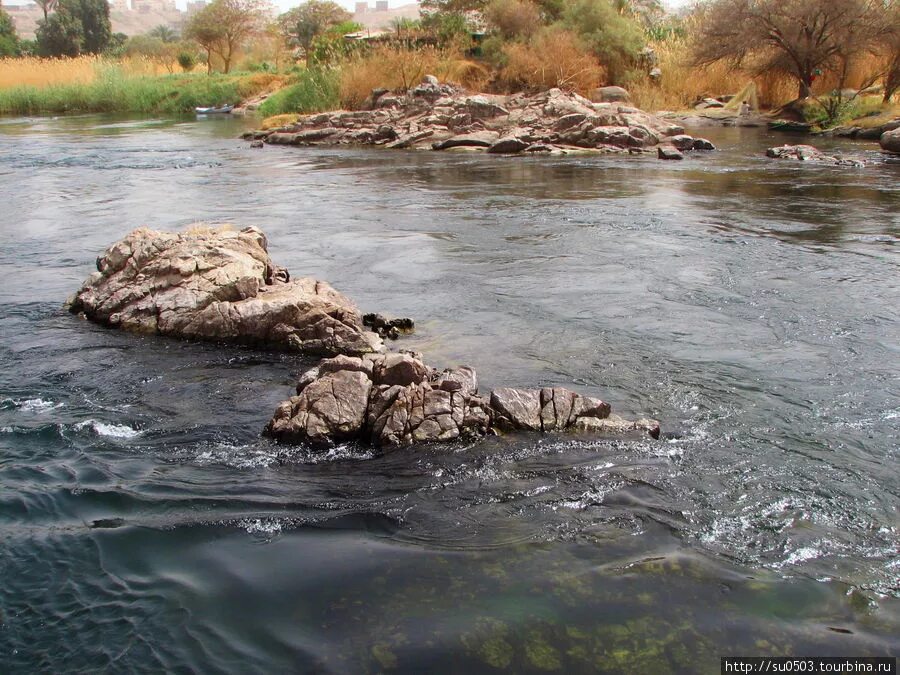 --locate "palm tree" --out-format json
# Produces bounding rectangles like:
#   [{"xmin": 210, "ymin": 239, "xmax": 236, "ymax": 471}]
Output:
[
  {"xmin": 148, "ymin": 24, "xmax": 179, "ymax": 43},
  {"xmin": 35, "ymin": 0, "xmax": 59, "ymax": 20}
]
